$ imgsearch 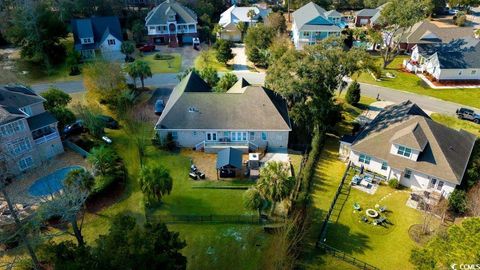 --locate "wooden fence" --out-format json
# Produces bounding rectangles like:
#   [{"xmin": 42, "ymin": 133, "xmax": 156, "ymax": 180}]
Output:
[
  {"xmin": 147, "ymin": 214, "xmax": 286, "ymax": 225},
  {"xmin": 318, "ymin": 243, "xmax": 380, "ymax": 270}
]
